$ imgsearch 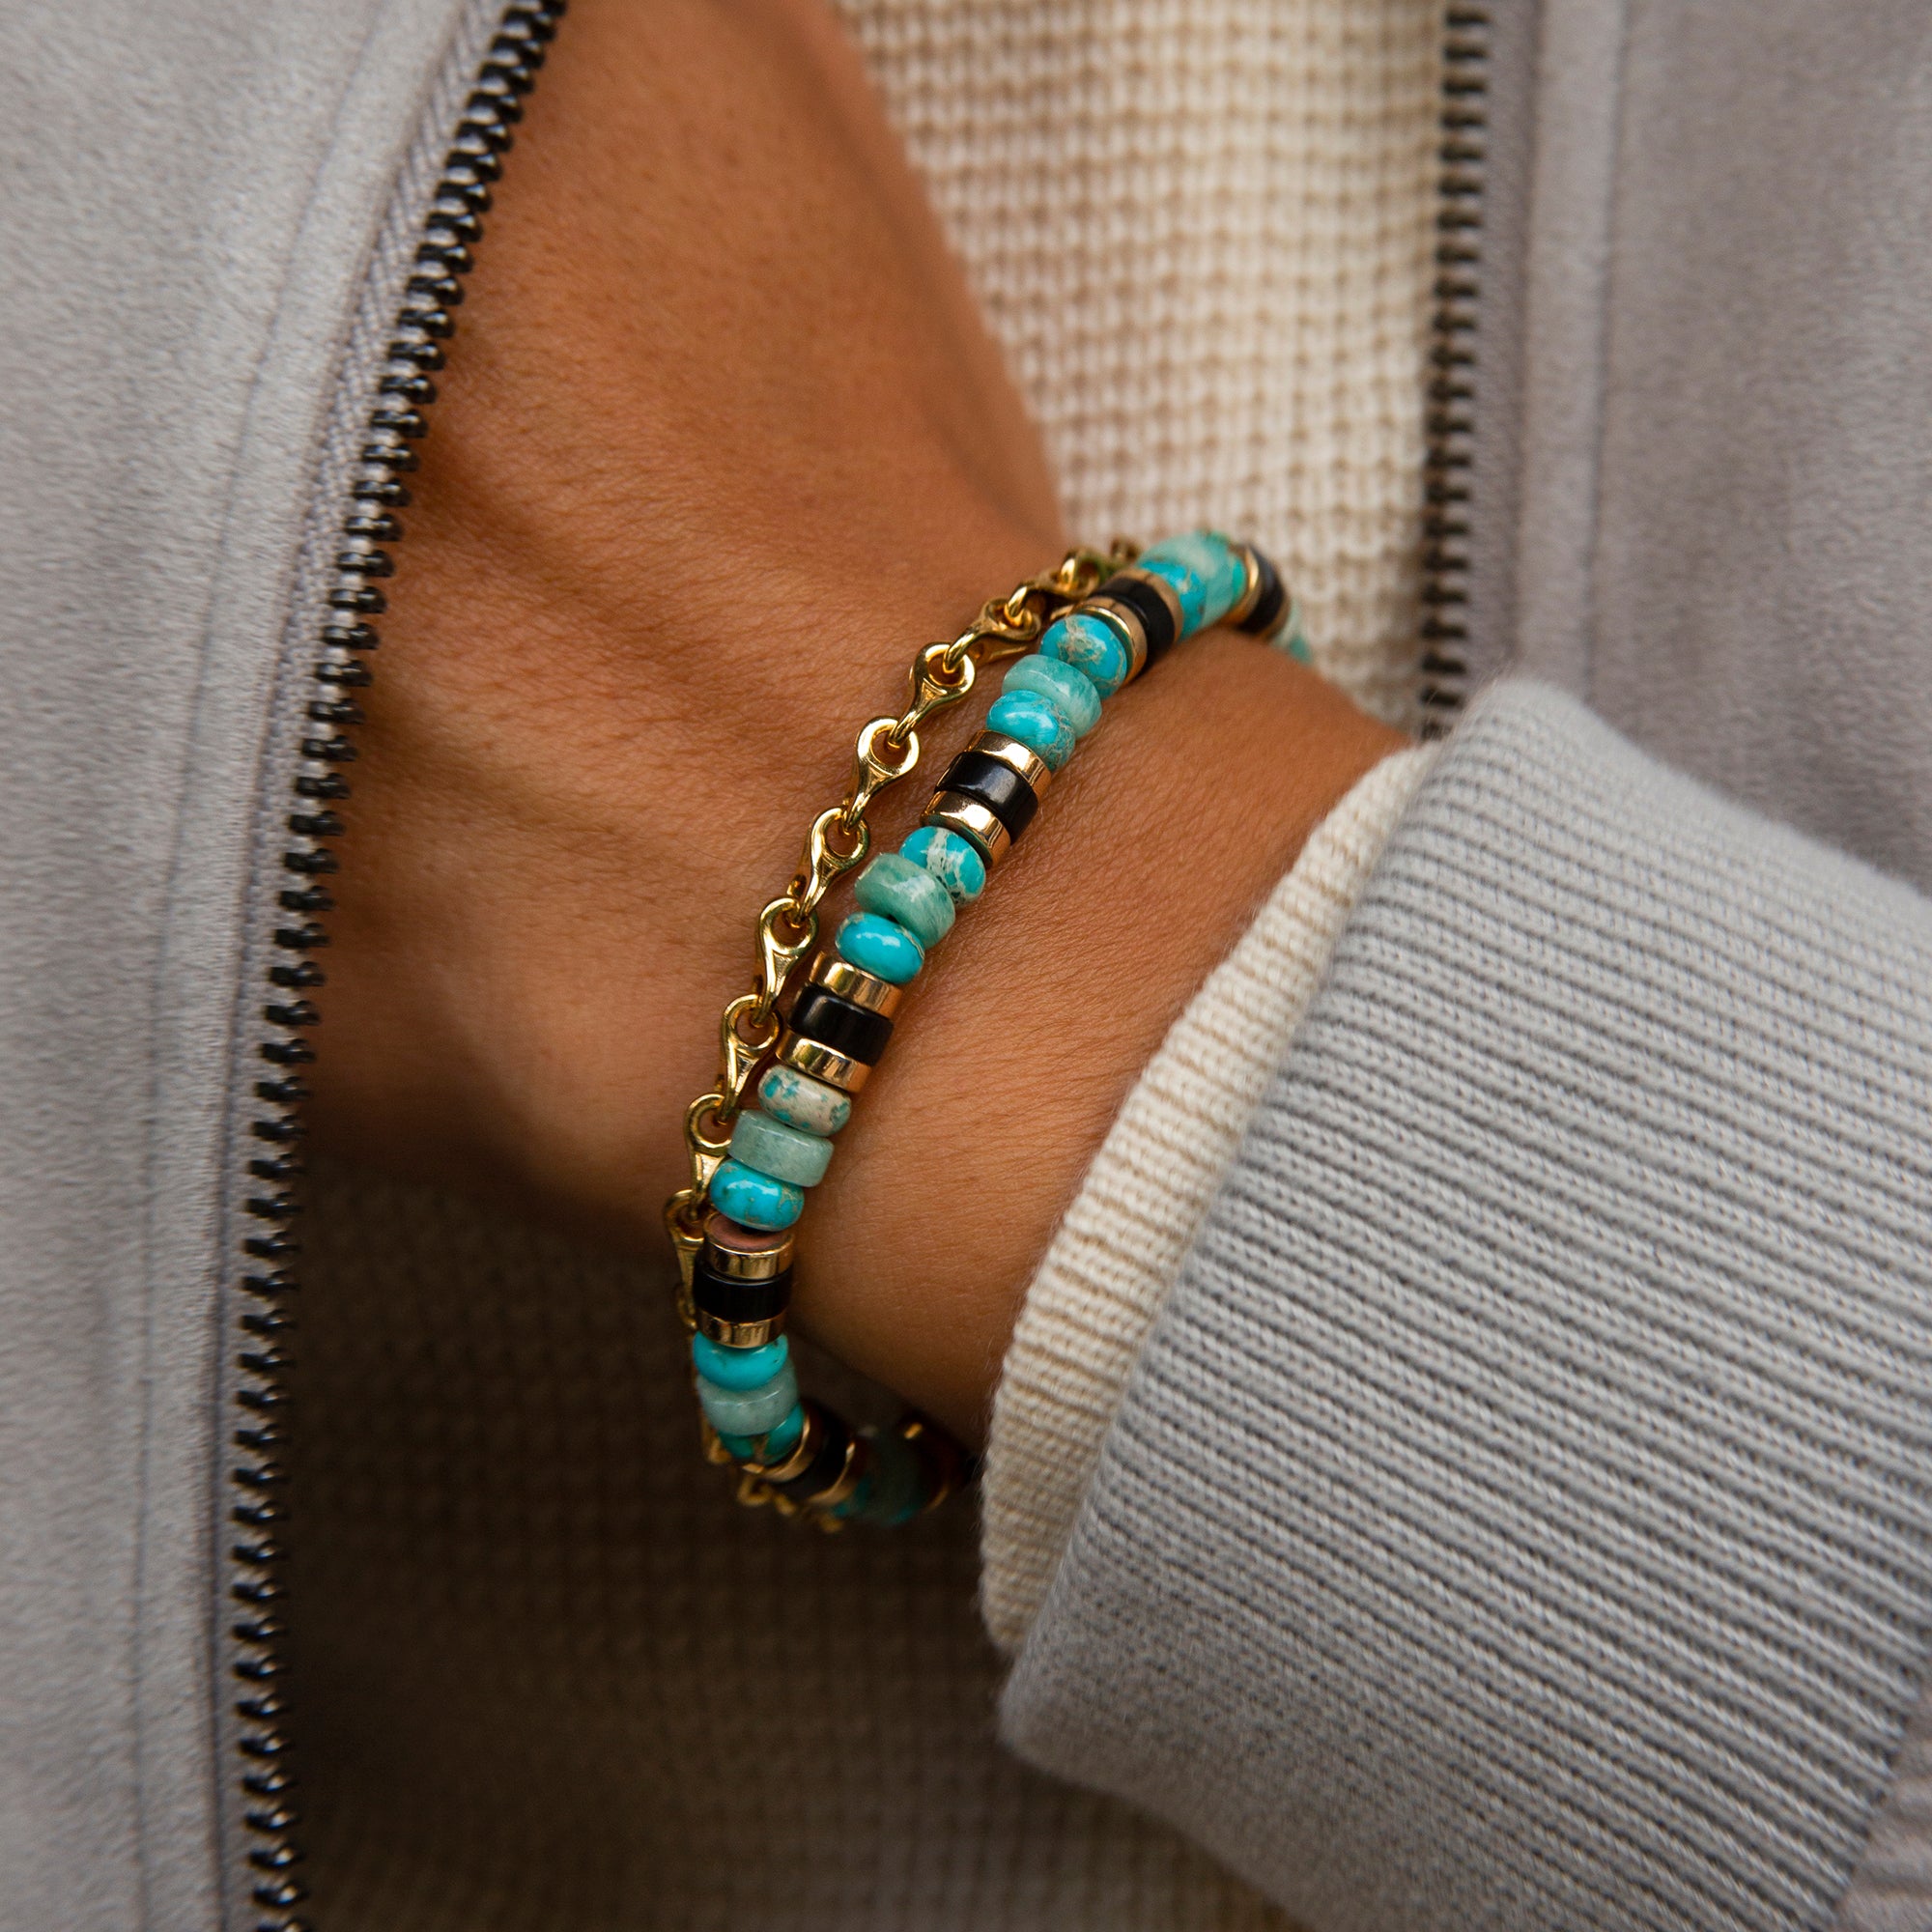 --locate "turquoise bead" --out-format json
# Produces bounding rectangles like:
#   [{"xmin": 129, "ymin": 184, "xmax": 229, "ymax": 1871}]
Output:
[
  {"xmin": 728, "ymin": 1108, "xmax": 833, "ymax": 1187},
  {"xmin": 758, "ymin": 1064, "xmax": 851, "ymax": 1136},
  {"xmin": 696, "ymin": 1359, "xmax": 799, "ymax": 1436},
  {"xmin": 1135, "ymin": 529, "xmax": 1247, "ymax": 634},
  {"xmin": 720, "ymin": 1403, "xmax": 805, "ymax": 1463},
  {"xmin": 692, "ymin": 1331, "xmax": 789, "ymax": 1390},
  {"xmin": 710, "ymin": 1158, "xmax": 803, "ymax": 1231},
  {"xmin": 855, "ymin": 852, "xmax": 955, "ymax": 949},
  {"xmin": 1284, "ymin": 601, "xmax": 1313, "ymax": 665},
  {"xmin": 1039, "ymin": 610, "xmax": 1132, "ymax": 697},
  {"xmin": 900, "ymin": 825, "xmax": 986, "ymax": 906},
  {"xmin": 836, "ymin": 912, "xmax": 924, "ymax": 984},
  {"xmin": 1003, "ymin": 654, "xmax": 1101, "ymax": 737},
  {"xmin": 850, "ymin": 1425, "xmax": 927, "ymax": 1525},
  {"xmin": 986, "ymin": 690, "xmax": 1074, "ymax": 771},
  {"xmin": 831, "ymin": 1471, "xmax": 877, "ymax": 1520}
]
